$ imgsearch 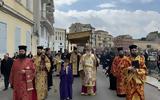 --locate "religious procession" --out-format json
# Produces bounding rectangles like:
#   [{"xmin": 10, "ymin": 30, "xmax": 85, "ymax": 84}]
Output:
[
  {"xmin": 1, "ymin": 0, "xmax": 160, "ymax": 100},
  {"xmin": 0, "ymin": 43, "xmax": 150, "ymax": 100}
]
